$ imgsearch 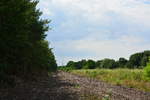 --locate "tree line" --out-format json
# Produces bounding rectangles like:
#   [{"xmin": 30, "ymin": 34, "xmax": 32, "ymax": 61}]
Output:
[
  {"xmin": 0, "ymin": 0, "xmax": 57, "ymax": 84},
  {"xmin": 60, "ymin": 50, "xmax": 150, "ymax": 70}
]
